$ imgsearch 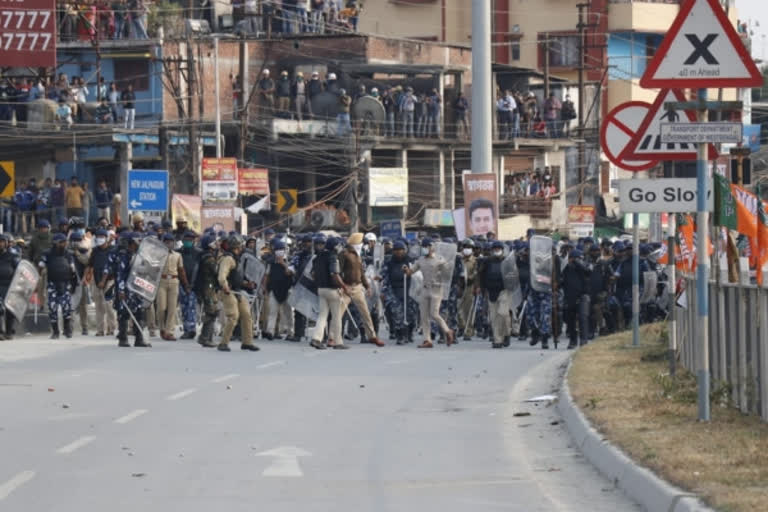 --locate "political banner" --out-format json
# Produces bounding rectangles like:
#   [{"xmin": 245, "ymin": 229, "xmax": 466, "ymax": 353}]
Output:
[
  {"xmin": 202, "ymin": 158, "xmax": 238, "ymax": 204},
  {"xmin": 238, "ymin": 168, "xmax": 270, "ymax": 196},
  {"xmin": 171, "ymin": 194, "xmax": 202, "ymax": 235},
  {"xmin": 462, "ymin": 173, "xmax": 498, "ymax": 237},
  {"xmin": 201, "ymin": 205, "xmax": 235, "ymax": 232}
]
